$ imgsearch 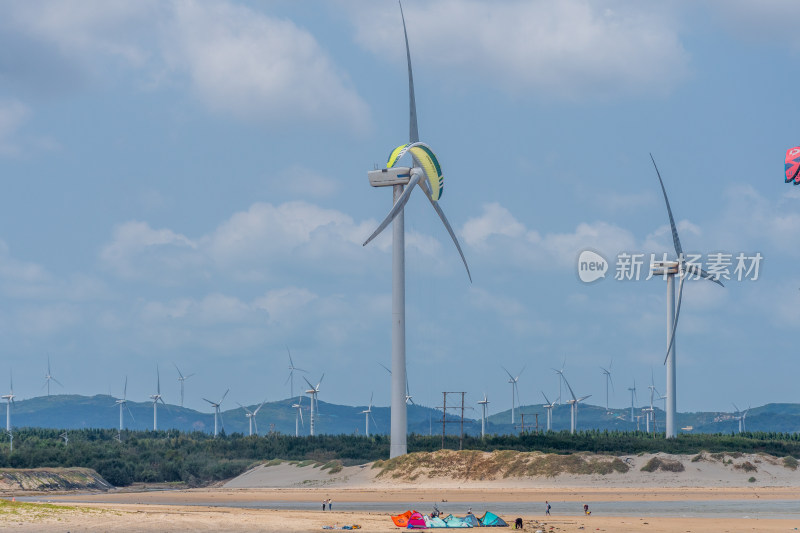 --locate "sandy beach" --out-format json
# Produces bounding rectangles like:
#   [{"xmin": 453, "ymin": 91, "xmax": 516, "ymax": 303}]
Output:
[{"xmin": 3, "ymin": 452, "xmax": 800, "ymax": 531}]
